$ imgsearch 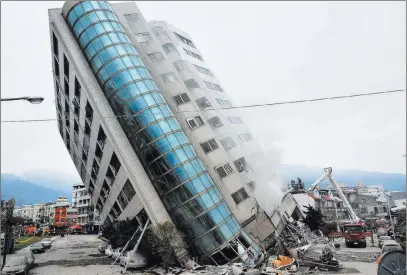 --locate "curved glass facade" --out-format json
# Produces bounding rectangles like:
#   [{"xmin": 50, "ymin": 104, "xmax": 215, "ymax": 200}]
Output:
[{"xmin": 64, "ymin": 1, "xmax": 260, "ymax": 263}]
